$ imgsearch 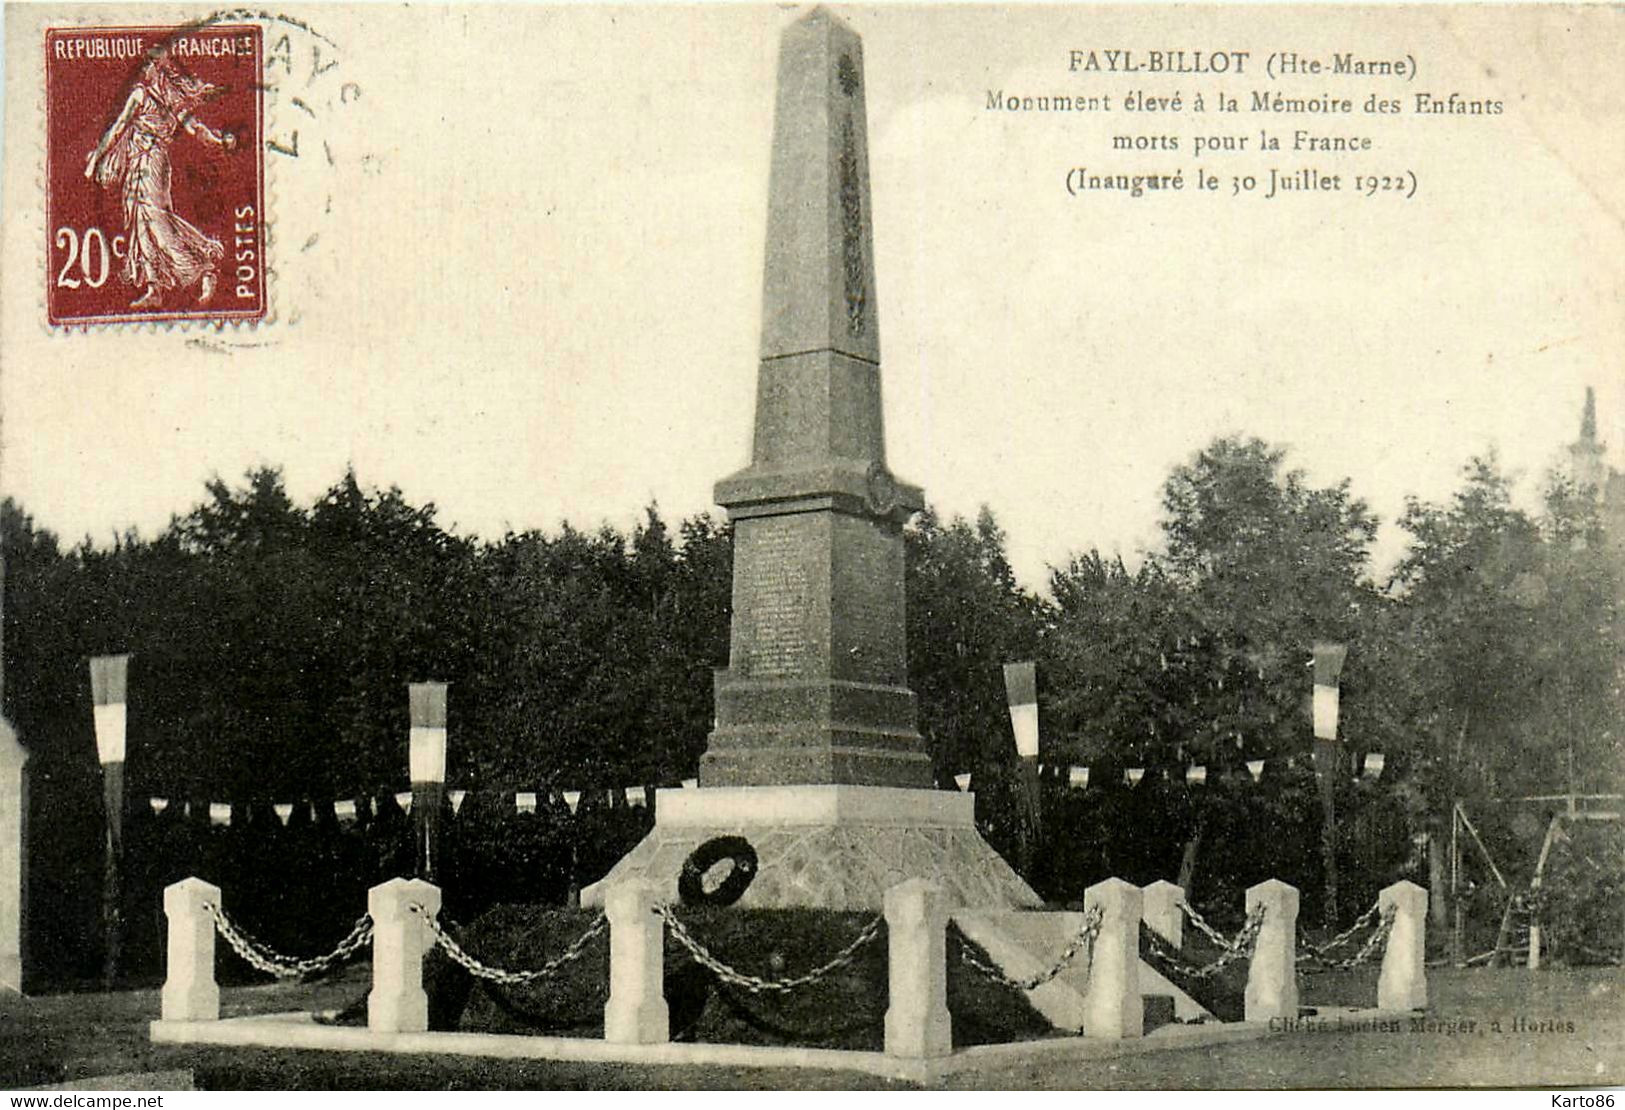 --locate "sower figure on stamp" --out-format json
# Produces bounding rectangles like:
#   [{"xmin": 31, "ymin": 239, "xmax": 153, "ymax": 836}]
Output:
[{"xmin": 84, "ymin": 54, "xmax": 234, "ymax": 308}]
